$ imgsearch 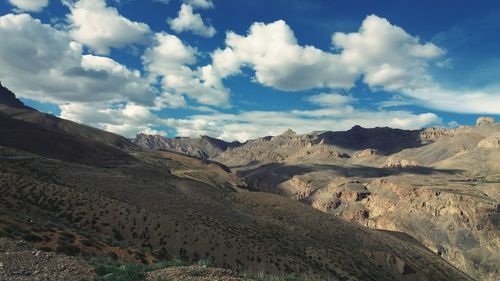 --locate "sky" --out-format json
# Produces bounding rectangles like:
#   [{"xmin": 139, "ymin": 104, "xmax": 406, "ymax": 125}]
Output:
[{"xmin": 0, "ymin": 0, "xmax": 499, "ymax": 141}]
